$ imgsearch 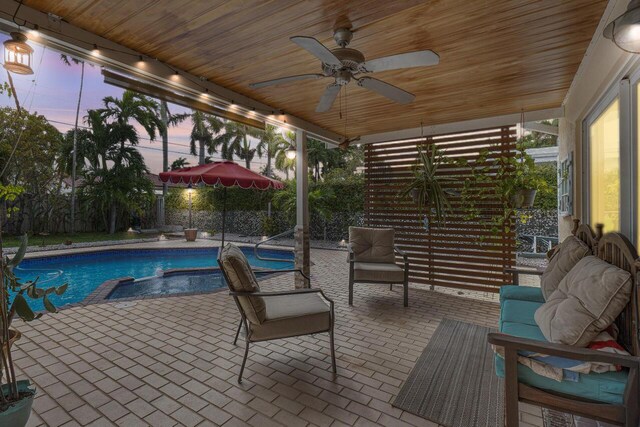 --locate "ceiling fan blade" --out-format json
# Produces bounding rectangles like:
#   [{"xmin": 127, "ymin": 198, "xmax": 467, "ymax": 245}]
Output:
[
  {"xmin": 316, "ymin": 84, "xmax": 341, "ymax": 112},
  {"xmin": 362, "ymin": 50, "xmax": 439, "ymax": 73},
  {"xmin": 339, "ymin": 137, "xmax": 360, "ymax": 150},
  {"xmin": 249, "ymin": 73, "xmax": 325, "ymax": 89},
  {"xmin": 357, "ymin": 77, "xmax": 415, "ymax": 104},
  {"xmin": 291, "ymin": 36, "xmax": 342, "ymax": 67}
]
